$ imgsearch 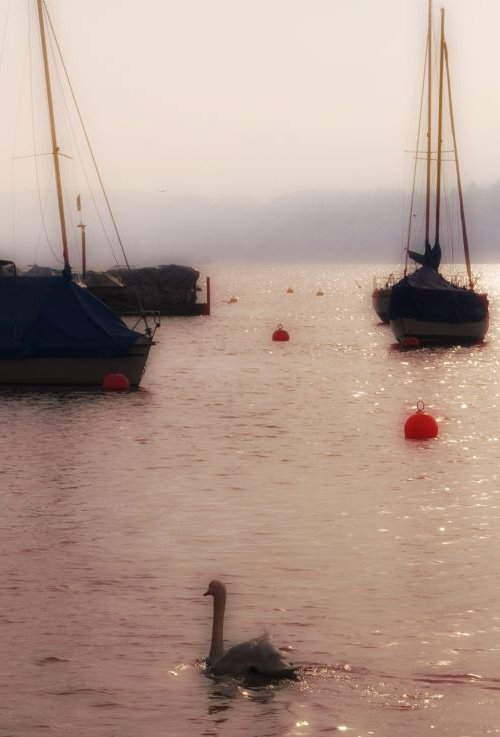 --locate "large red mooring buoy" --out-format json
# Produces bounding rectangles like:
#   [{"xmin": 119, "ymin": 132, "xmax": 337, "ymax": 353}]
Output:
[
  {"xmin": 103, "ymin": 373, "xmax": 130, "ymax": 392},
  {"xmin": 272, "ymin": 324, "xmax": 290, "ymax": 342},
  {"xmin": 404, "ymin": 400, "xmax": 438, "ymax": 439}
]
